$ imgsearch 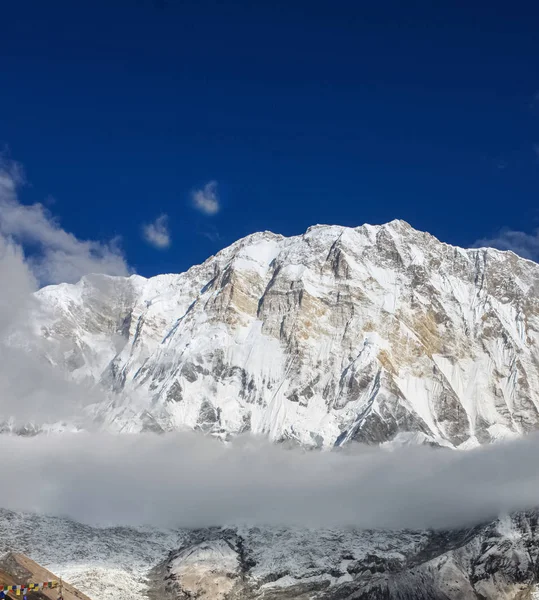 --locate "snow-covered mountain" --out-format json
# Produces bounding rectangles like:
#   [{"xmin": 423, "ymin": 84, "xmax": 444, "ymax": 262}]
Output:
[
  {"xmin": 5, "ymin": 221, "xmax": 539, "ymax": 600},
  {"xmin": 20, "ymin": 220, "xmax": 539, "ymax": 448}
]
